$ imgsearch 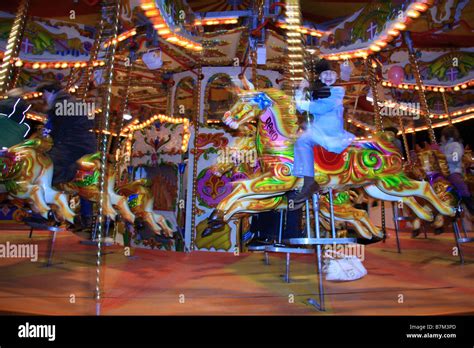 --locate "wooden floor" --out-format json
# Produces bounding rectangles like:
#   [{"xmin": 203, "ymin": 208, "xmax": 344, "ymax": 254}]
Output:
[{"xmin": 0, "ymin": 224, "xmax": 473, "ymax": 315}]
